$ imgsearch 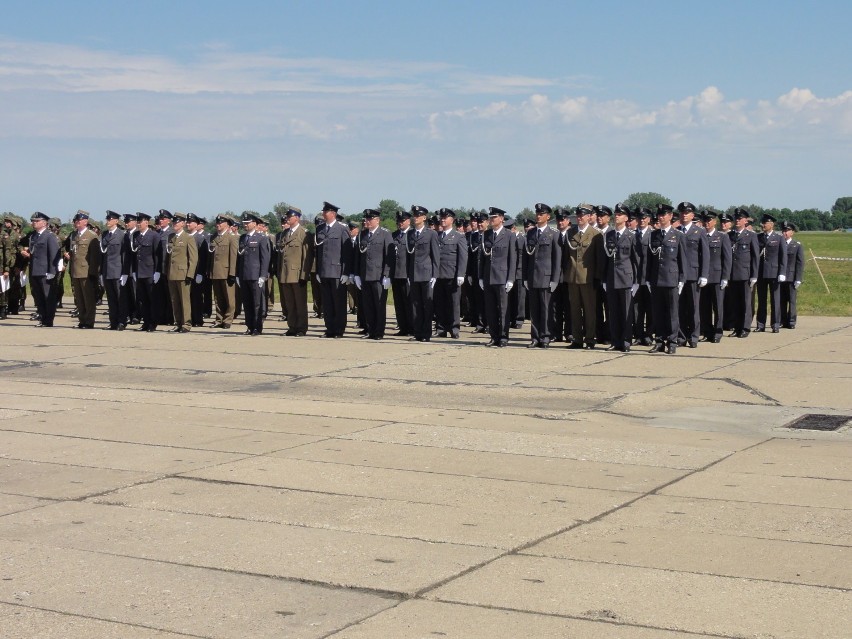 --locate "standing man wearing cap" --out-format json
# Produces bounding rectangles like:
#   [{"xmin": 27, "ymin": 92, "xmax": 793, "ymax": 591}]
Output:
[
  {"xmin": 406, "ymin": 205, "xmax": 440, "ymax": 342},
  {"xmin": 99, "ymin": 211, "xmax": 129, "ymax": 330},
  {"xmin": 165, "ymin": 213, "xmax": 198, "ymax": 333},
  {"xmin": 647, "ymin": 204, "xmax": 686, "ymax": 354},
  {"xmin": 699, "ymin": 211, "xmax": 732, "ymax": 343},
  {"xmin": 64, "ymin": 211, "xmax": 101, "ymax": 328},
  {"xmin": 120, "ymin": 214, "xmax": 140, "ymax": 325},
  {"xmin": 236, "ymin": 213, "xmax": 270, "ymax": 335},
  {"xmin": 313, "ymin": 202, "xmax": 353, "ymax": 338},
  {"xmin": 390, "ymin": 210, "xmax": 413, "ymax": 336},
  {"xmin": 479, "ymin": 207, "xmax": 517, "ymax": 347},
  {"xmin": 23, "ymin": 212, "xmax": 61, "ymax": 327},
  {"xmin": 186, "ymin": 214, "xmax": 209, "ymax": 327},
  {"xmin": 755, "ymin": 213, "xmax": 788, "ymax": 333},
  {"xmin": 564, "ymin": 204, "xmax": 603, "ymax": 349},
  {"xmin": 275, "ymin": 207, "xmax": 313, "ymax": 336},
  {"xmin": 593, "ymin": 206, "xmax": 612, "ymax": 345},
  {"xmin": 433, "ymin": 208, "xmax": 468, "ymax": 339},
  {"xmin": 632, "ymin": 207, "xmax": 654, "ymax": 346},
  {"xmin": 352, "ymin": 209, "xmax": 392, "ymax": 339},
  {"xmin": 129, "ymin": 212, "xmax": 159, "ymax": 331},
  {"xmin": 48, "ymin": 219, "xmax": 67, "ymax": 309},
  {"xmin": 504, "ymin": 217, "xmax": 525, "ymax": 330},
  {"xmin": 602, "ymin": 204, "xmax": 639, "ymax": 352},
  {"xmin": 523, "ymin": 203, "xmax": 561, "ymax": 348},
  {"xmin": 1, "ymin": 215, "xmax": 20, "ymax": 319},
  {"xmin": 10, "ymin": 216, "xmax": 29, "ymax": 315},
  {"xmin": 154, "ymin": 210, "xmax": 174, "ymax": 326},
  {"xmin": 676, "ymin": 202, "xmax": 710, "ymax": 348},
  {"xmin": 727, "ymin": 208, "xmax": 760, "ymax": 338},
  {"xmin": 552, "ymin": 208, "xmax": 572, "ymax": 343},
  {"xmin": 466, "ymin": 213, "xmax": 488, "ymax": 333},
  {"xmin": 780, "ymin": 221, "xmax": 804, "ymax": 329},
  {"xmin": 208, "ymin": 215, "xmax": 239, "ymax": 329}
]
